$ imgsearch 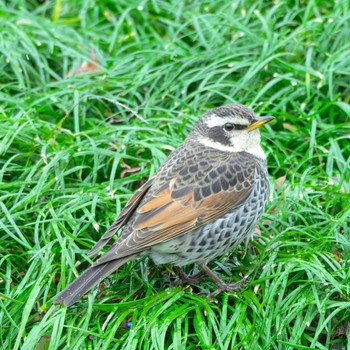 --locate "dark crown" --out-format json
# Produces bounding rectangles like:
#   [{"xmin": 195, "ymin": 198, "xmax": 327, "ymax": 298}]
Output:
[
  {"xmin": 204, "ymin": 104, "xmax": 256, "ymax": 122},
  {"xmin": 190, "ymin": 104, "xmax": 256, "ymax": 137}
]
